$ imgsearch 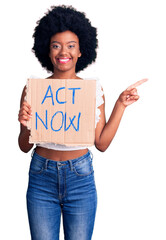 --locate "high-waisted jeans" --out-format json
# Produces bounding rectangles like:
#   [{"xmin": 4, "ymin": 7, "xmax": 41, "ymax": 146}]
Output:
[{"xmin": 26, "ymin": 149, "xmax": 97, "ymax": 240}]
